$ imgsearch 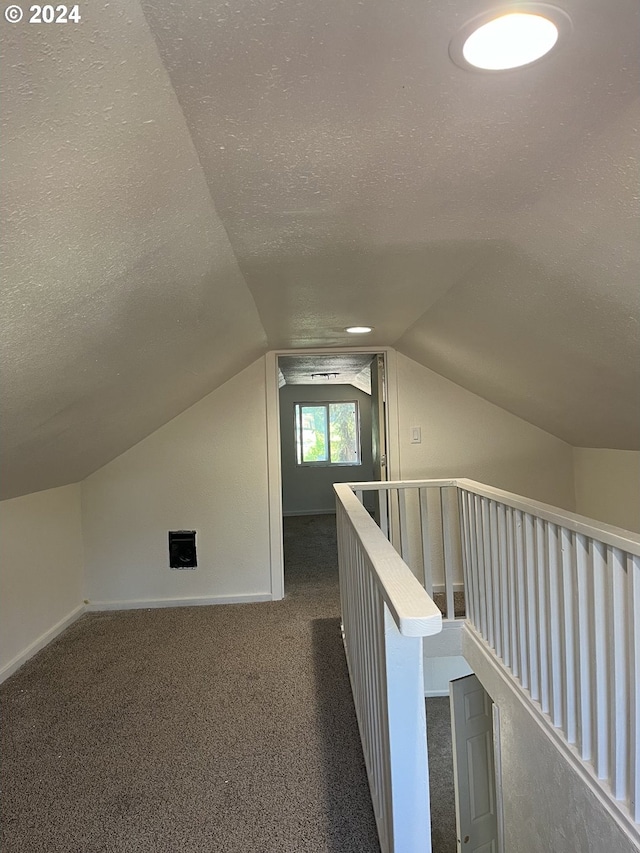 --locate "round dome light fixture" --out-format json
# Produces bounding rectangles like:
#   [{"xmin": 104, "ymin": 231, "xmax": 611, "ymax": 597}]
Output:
[
  {"xmin": 464, "ymin": 13, "xmax": 558, "ymax": 69},
  {"xmin": 450, "ymin": 5, "xmax": 571, "ymax": 72},
  {"xmin": 345, "ymin": 326, "xmax": 373, "ymax": 334}
]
